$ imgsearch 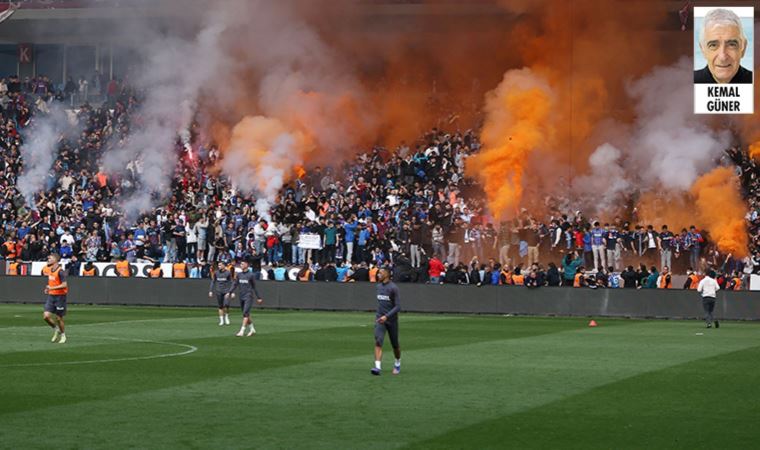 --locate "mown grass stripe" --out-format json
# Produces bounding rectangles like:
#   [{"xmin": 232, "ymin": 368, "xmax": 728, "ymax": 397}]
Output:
[
  {"xmin": 0, "ymin": 305, "xmax": 756, "ymax": 450},
  {"xmin": 403, "ymin": 344, "xmax": 760, "ymax": 450}
]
